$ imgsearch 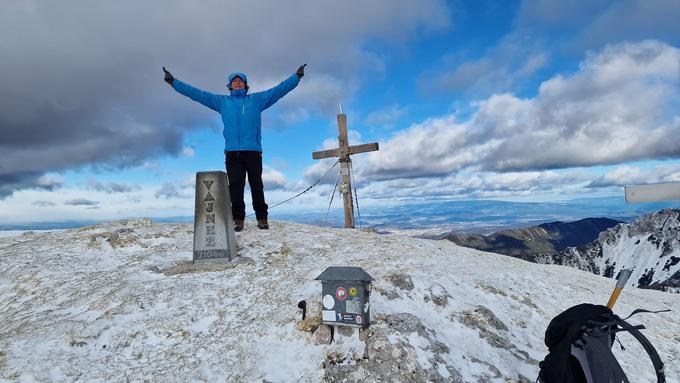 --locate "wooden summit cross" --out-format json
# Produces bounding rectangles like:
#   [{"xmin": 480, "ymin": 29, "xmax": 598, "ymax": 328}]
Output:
[{"xmin": 312, "ymin": 112, "xmax": 379, "ymax": 228}]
